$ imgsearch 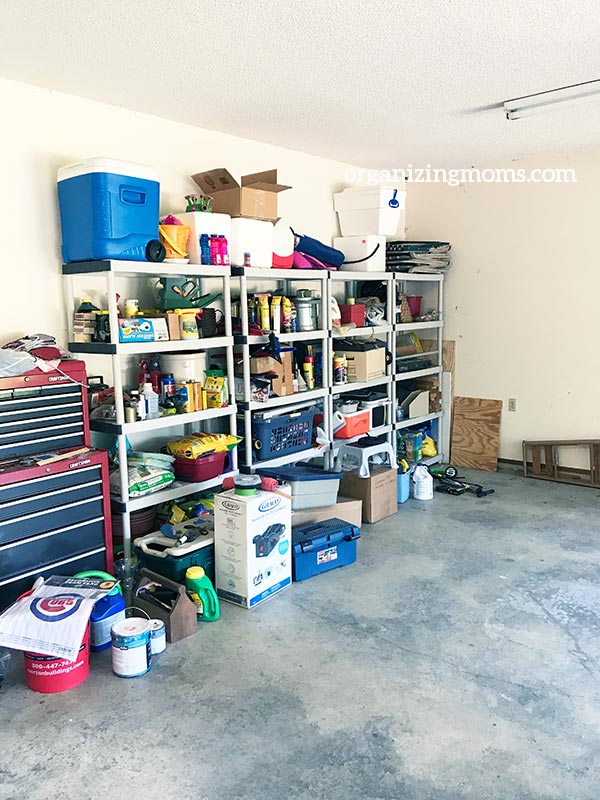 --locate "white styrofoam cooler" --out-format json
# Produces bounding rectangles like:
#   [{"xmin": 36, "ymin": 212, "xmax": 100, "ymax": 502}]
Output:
[
  {"xmin": 333, "ymin": 185, "xmax": 406, "ymax": 237},
  {"xmin": 334, "ymin": 235, "xmax": 386, "ymax": 272},
  {"xmin": 177, "ymin": 211, "xmax": 231, "ymax": 265},
  {"xmin": 230, "ymin": 218, "xmax": 274, "ymax": 268}
]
